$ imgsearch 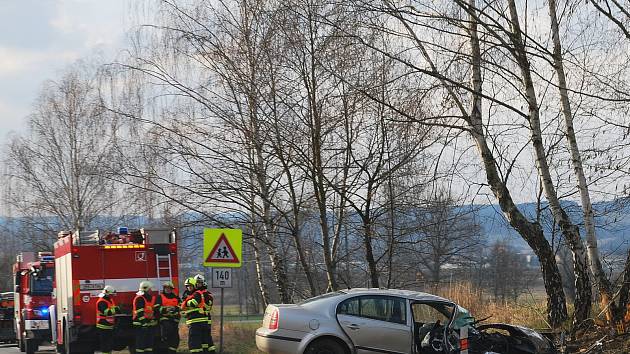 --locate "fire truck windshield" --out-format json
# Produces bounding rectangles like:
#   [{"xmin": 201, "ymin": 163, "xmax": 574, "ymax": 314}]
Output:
[{"xmin": 30, "ymin": 268, "xmax": 53, "ymax": 295}]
